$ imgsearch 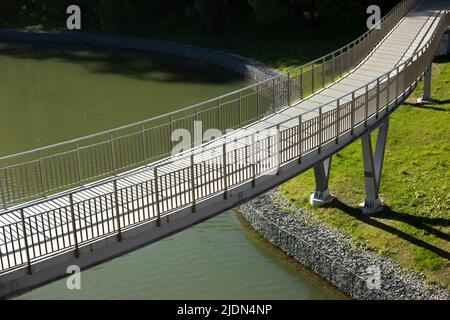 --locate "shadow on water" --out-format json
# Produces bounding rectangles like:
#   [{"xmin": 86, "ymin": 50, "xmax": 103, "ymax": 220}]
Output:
[
  {"xmin": 0, "ymin": 40, "xmax": 244, "ymax": 84},
  {"xmin": 234, "ymin": 211, "xmax": 350, "ymax": 300},
  {"xmin": 329, "ymin": 199, "xmax": 450, "ymax": 261}
]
